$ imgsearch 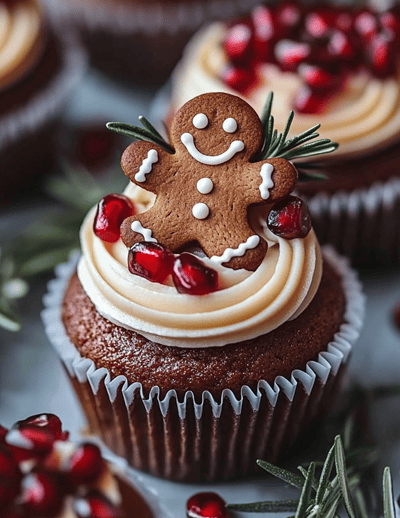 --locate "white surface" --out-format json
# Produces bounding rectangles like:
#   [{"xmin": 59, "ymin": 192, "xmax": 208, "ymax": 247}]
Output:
[{"xmin": 1, "ymin": 68, "xmax": 400, "ymax": 517}]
